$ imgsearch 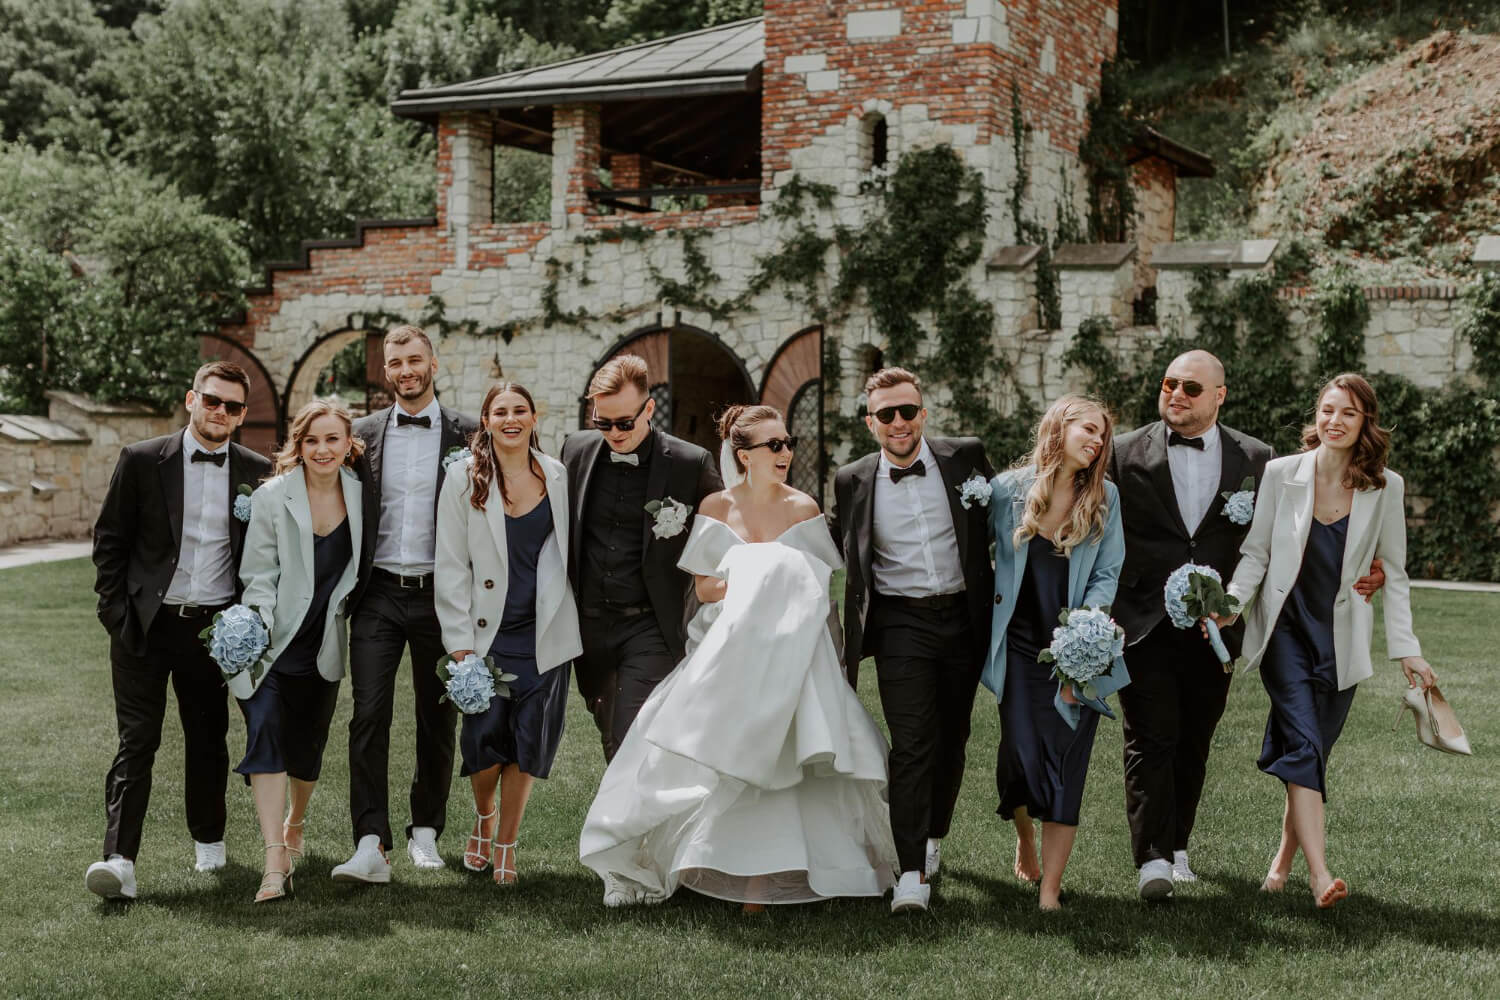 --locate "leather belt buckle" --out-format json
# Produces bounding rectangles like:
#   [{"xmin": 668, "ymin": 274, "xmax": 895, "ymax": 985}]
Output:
[
  {"xmin": 172, "ymin": 603, "xmax": 203, "ymax": 618},
  {"xmin": 398, "ymin": 573, "xmax": 430, "ymax": 590}
]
